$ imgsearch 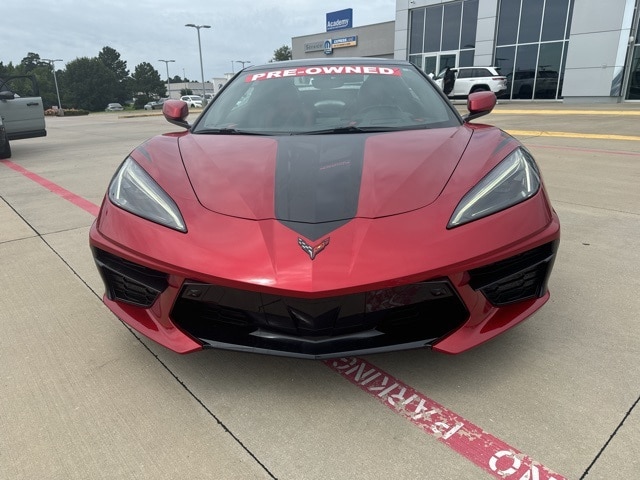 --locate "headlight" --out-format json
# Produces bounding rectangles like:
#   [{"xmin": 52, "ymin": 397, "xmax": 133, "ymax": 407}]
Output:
[
  {"xmin": 108, "ymin": 157, "xmax": 187, "ymax": 232},
  {"xmin": 448, "ymin": 147, "xmax": 540, "ymax": 228}
]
